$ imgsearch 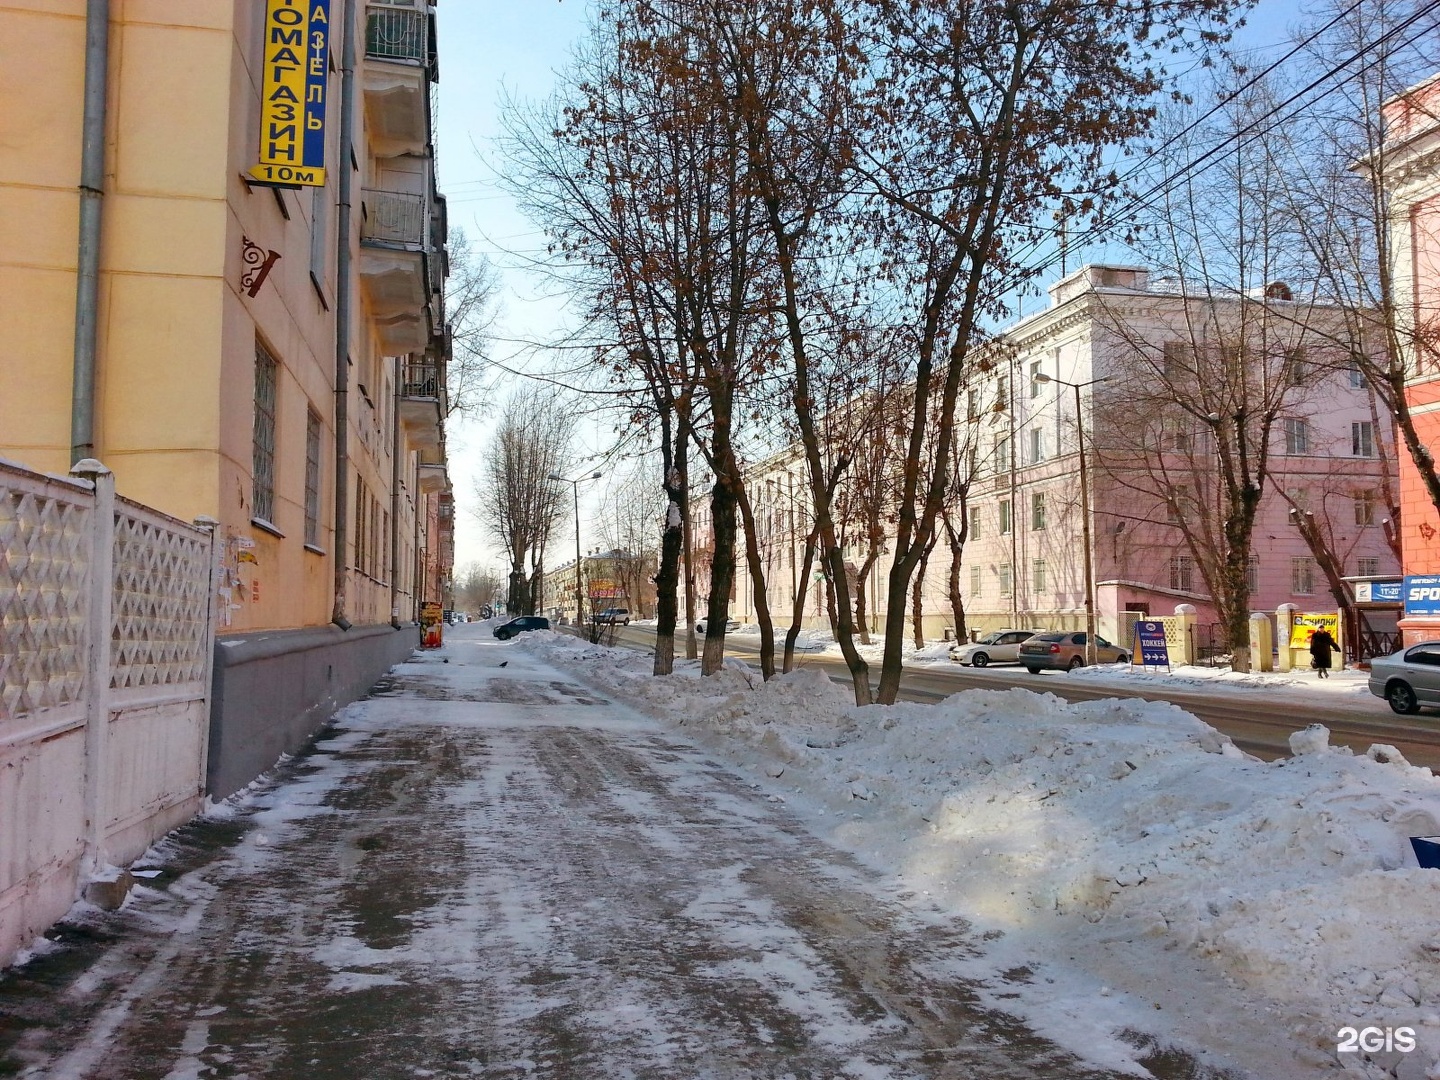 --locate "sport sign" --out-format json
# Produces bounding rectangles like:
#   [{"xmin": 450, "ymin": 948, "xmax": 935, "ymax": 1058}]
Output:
[
  {"xmin": 249, "ymin": 0, "xmax": 331, "ymax": 187},
  {"xmin": 1133, "ymin": 620, "xmax": 1170, "ymax": 671},
  {"xmin": 1404, "ymin": 575, "xmax": 1440, "ymax": 616}
]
